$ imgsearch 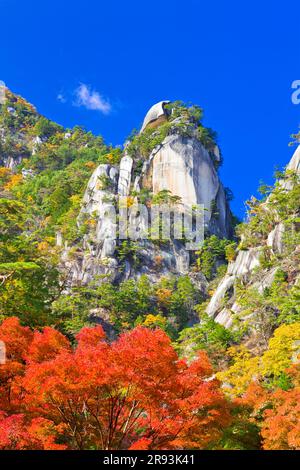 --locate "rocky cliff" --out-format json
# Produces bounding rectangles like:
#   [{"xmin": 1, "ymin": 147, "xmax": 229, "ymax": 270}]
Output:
[
  {"xmin": 62, "ymin": 101, "xmax": 233, "ymax": 288},
  {"xmin": 206, "ymin": 145, "xmax": 300, "ymax": 343}
]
